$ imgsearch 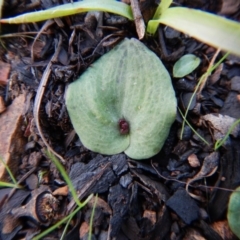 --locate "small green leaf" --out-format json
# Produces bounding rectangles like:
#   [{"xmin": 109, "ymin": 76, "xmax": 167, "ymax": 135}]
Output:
[
  {"xmin": 227, "ymin": 186, "xmax": 240, "ymax": 238},
  {"xmin": 66, "ymin": 38, "xmax": 176, "ymax": 160},
  {"xmin": 0, "ymin": 0, "xmax": 133, "ymax": 24},
  {"xmin": 173, "ymin": 54, "xmax": 200, "ymax": 78}
]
